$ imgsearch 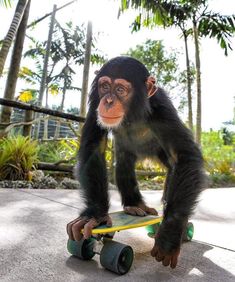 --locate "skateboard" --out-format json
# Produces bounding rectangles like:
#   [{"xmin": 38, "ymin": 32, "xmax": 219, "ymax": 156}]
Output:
[{"xmin": 67, "ymin": 210, "xmax": 194, "ymax": 275}]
